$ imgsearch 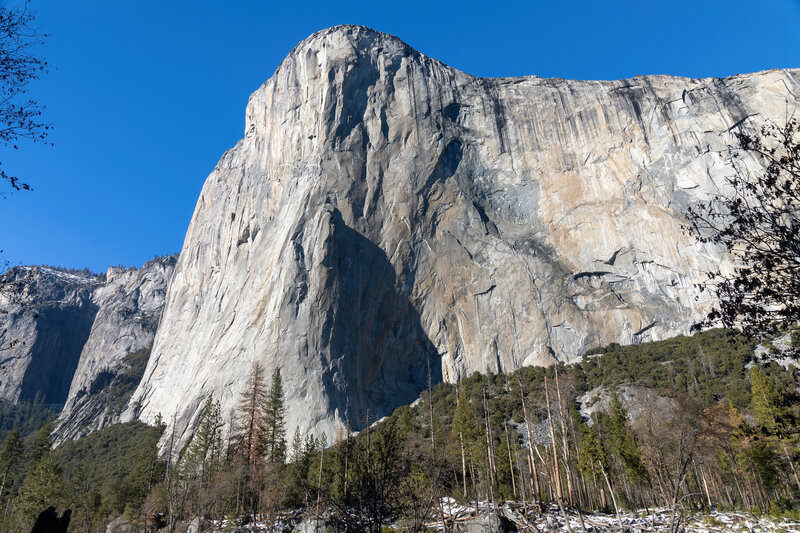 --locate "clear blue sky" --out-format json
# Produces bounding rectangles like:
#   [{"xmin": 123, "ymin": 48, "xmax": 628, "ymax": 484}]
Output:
[{"xmin": 2, "ymin": 0, "xmax": 799, "ymax": 273}]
